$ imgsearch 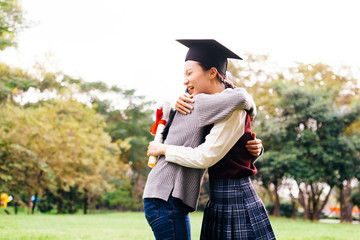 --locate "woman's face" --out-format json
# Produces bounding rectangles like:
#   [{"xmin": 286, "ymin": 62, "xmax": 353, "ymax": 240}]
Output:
[{"xmin": 183, "ymin": 60, "xmax": 210, "ymax": 96}]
